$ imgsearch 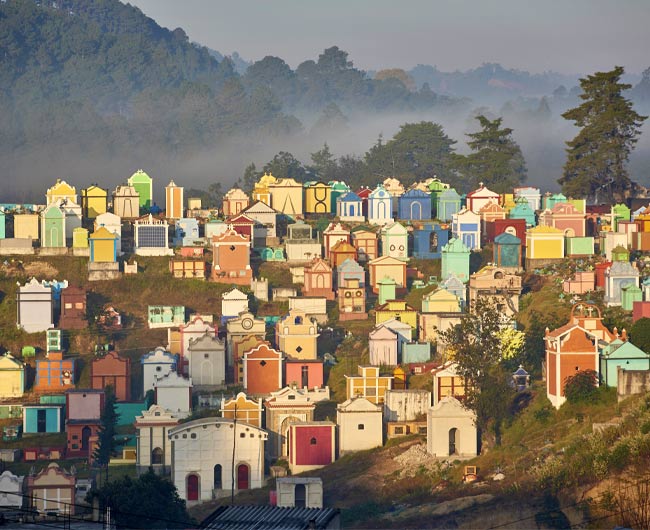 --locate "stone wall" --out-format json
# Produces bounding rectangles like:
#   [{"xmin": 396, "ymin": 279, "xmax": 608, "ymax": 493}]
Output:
[{"xmin": 617, "ymin": 366, "xmax": 650, "ymax": 402}]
